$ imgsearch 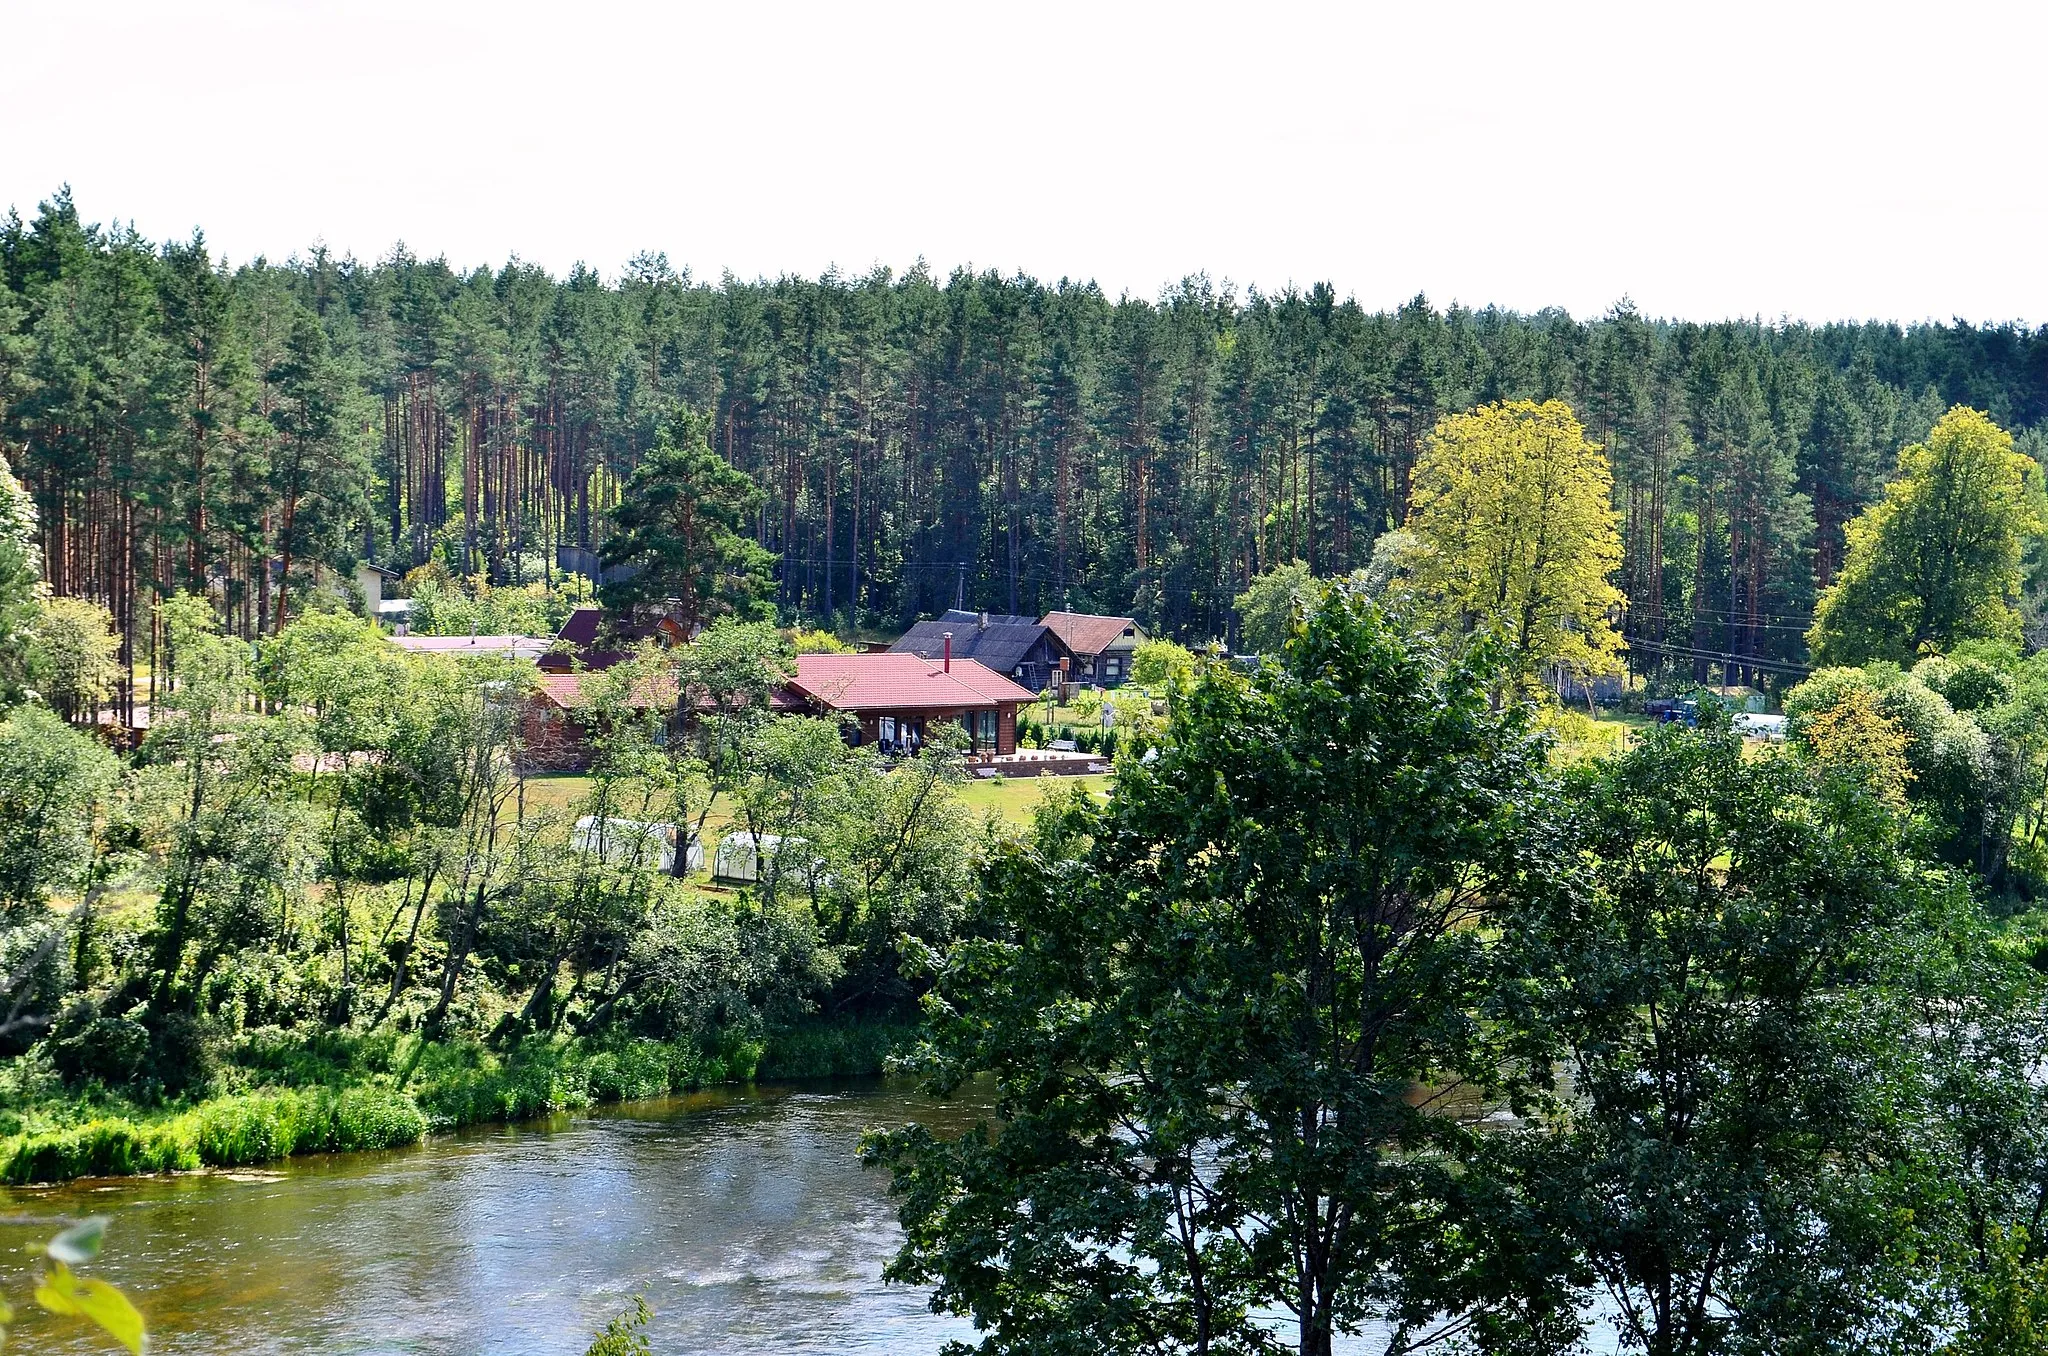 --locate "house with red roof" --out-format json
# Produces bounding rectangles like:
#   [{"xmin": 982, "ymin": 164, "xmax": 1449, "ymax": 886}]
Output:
[
  {"xmin": 519, "ymin": 668, "xmax": 686, "ymax": 771},
  {"xmin": 521, "ymin": 643, "xmax": 1038, "ymax": 771},
  {"xmin": 537, "ymin": 606, "xmax": 687, "ymax": 673},
  {"xmin": 784, "ymin": 651, "xmax": 1035, "ymax": 756},
  {"xmin": 1039, "ymin": 611, "xmax": 1147, "ymax": 687}
]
